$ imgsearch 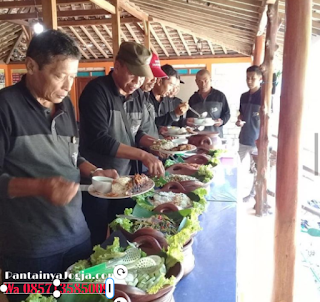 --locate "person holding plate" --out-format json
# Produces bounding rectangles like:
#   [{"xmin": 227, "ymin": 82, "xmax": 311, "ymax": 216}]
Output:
[
  {"xmin": 186, "ymin": 69, "xmax": 230, "ymax": 137},
  {"xmin": 0, "ymin": 30, "xmax": 118, "ymax": 302}
]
